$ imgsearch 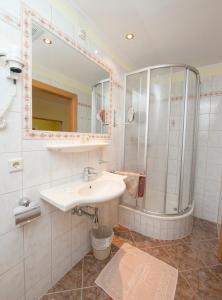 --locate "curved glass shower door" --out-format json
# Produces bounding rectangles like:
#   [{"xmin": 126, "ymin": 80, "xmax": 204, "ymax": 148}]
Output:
[
  {"xmin": 145, "ymin": 67, "xmax": 197, "ymax": 214},
  {"xmin": 122, "ymin": 65, "xmax": 199, "ymax": 215},
  {"xmin": 123, "ymin": 71, "xmax": 147, "ymax": 173},
  {"xmin": 123, "ymin": 71, "xmax": 147, "ymax": 208},
  {"xmin": 145, "ymin": 67, "xmax": 174, "ymax": 213}
]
